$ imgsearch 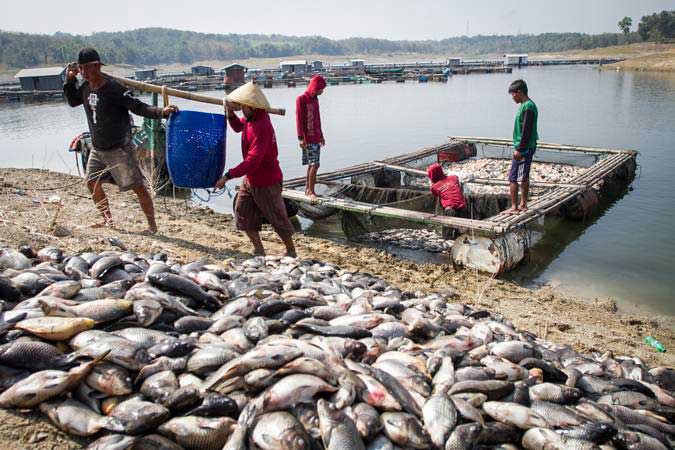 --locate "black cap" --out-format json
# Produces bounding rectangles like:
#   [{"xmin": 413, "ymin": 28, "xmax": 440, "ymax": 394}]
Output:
[{"xmin": 77, "ymin": 47, "xmax": 105, "ymax": 65}]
